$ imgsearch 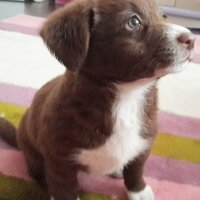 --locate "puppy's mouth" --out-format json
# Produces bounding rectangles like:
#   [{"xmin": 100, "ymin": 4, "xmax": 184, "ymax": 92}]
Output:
[
  {"xmin": 178, "ymin": 51, "xmax": 194, "ymax": 63},
  {"xmin": 153, "ymin": 51, "xmax": 193, "ymax": 79},
  {"xmin": 175, "ymin": 54, "xmax": 192, "ymax": 65},
  {"xmin": 170, "ymin": 48, "xmax": 194, "ymax": 71}
]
